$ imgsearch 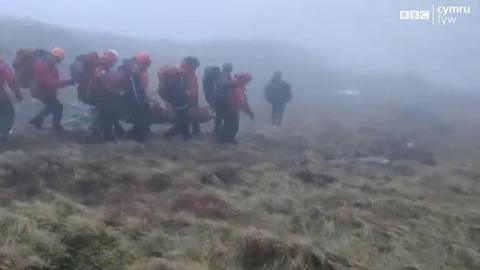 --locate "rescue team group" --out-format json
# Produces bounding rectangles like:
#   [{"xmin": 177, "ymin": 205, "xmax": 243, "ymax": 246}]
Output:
[{"xmin": 0, "ymin": 47, "xmax": 293, "ymax": 144}]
